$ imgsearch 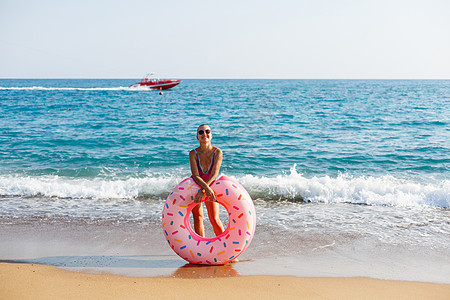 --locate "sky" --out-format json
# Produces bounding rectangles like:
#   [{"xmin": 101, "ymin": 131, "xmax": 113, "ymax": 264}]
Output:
[{"xmin": 1, "ymin": 0, "xmax": 449, "ymax": 79}]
